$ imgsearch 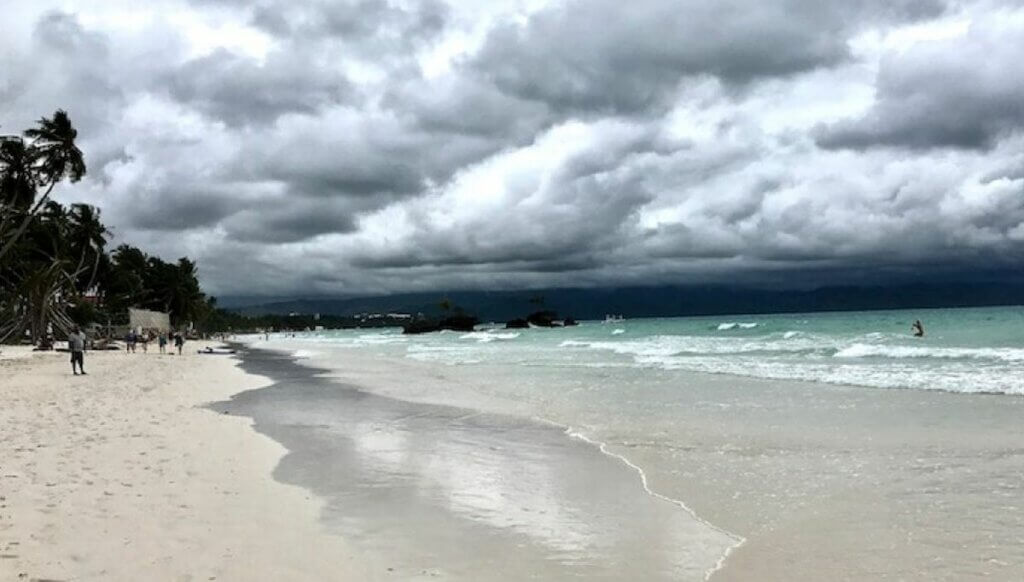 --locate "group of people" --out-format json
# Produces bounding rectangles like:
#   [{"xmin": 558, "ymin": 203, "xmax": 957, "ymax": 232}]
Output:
[
  {"xmin": 124, "ymin": 330, "xmax": 185, "ymax": 355},
  {"xmin": 66, "ymin": 327, "xmax": 189, "ymax": 375}
]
